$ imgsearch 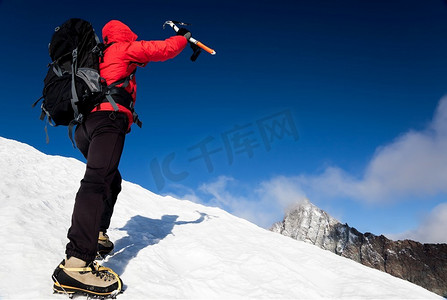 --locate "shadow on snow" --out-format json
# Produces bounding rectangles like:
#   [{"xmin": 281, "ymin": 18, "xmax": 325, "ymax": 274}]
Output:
[{"xmin": 103, "ymin": 211, "xmax": 209, "ymax": 275}]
